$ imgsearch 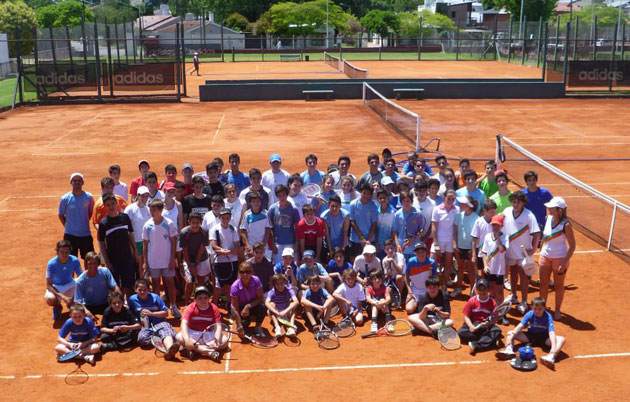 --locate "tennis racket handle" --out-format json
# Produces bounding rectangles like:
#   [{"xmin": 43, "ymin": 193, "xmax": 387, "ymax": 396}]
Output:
[{"xmin": 361, "ymin": 333, "xmax": 376, "ymax": 339}]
